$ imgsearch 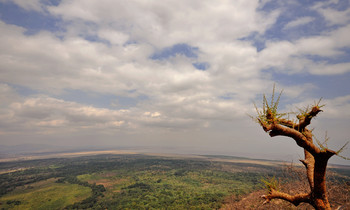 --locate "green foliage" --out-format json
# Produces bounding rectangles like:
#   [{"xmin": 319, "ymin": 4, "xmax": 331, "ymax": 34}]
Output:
[
  {"xmin": 0, "ymin": 155, "xmax": 273, "ymax": 209},
  {"xmin": 115, "ymin": 170, "xmax": 260, "ymax": 209},
  {"xmin": 261, "ymin": 176, "xmax": 280, "ymax": 192},
  {"xmin": 57, "ymin": 175, "xmax": 106, "ymax": 209},
  {"xmin": 0, "ymin": 179, "xmax": 91, "ymax": 210},
  {"xmin": 253, "ymin": 84, "xmax": 286, "ymax": 124},
  {"xmin": 296, "ymin": 98, "xmax": 324, "ymax": 120}
]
